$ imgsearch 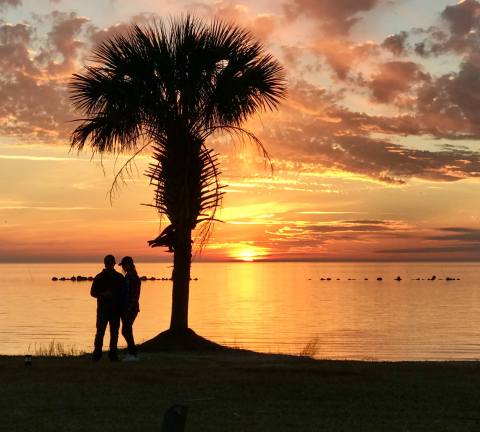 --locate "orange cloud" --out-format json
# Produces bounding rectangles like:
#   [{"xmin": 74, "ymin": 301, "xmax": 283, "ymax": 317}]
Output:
[
  {"xmin": 284, "ymin": 0, "xmax": 382, "ymax": 35},
  {"xmin": 368, "ymin": 61, "xmax": 429, "ymax": 104}
]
